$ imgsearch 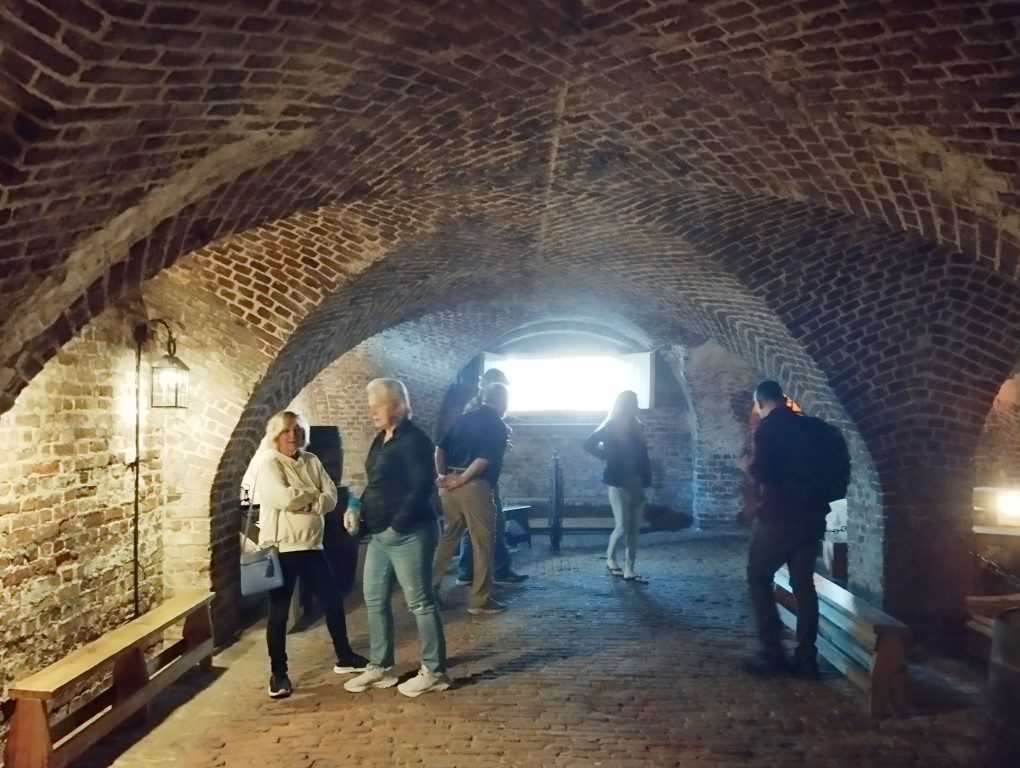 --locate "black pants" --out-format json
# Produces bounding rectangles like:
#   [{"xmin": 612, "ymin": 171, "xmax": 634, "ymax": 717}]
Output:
[
  {"xmin": 746, "ymin": 520, "xmax": 821, "ymax": 660},
  {"xmin": 267, "ymin": 550, "xmax": 351, "ymax": 675},
  {"xmin": 300, "ymin": 514, "xmax": 358, "ymax": 611}
]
